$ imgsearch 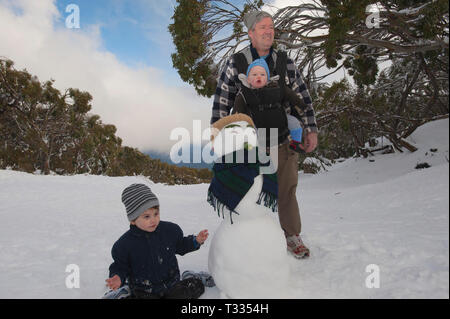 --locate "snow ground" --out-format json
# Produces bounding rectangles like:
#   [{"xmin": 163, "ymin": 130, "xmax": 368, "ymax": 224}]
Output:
[{"xmin": 0, "ymin": 119, "xmax": 448, "ymax": 299}]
